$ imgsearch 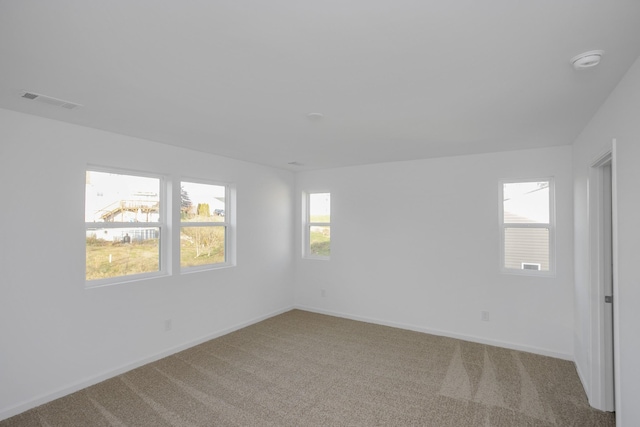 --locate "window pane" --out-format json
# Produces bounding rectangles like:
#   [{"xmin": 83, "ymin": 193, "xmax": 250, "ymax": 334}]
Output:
[
  {"xmin": 310, "ymin": 226, "xmax": 330, "ymax": 257},
  {"xmin": 181, "ymin": 182, "xmax": 225, "ymax": 222},
  {"xmin": 310, "ymin": 193, "xmax": 330, "ymax": 223},
  {"xmin": 181, "ymin": 226, "xmax": 225, "ymax": 267},
  {"xmin": 86, "ymin": 227, "xmax": 160, "ymax": 280},
  {"xmin": 86, "ymin": 171, "xmax": 160, "ymax": 223},
  {"xmin": 504, "ymin": 227, "xmax": 549, "ymax": 271},
  {"xmin": 503, "ymin": 181, "xmax": 549, "ymax": 224}
]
